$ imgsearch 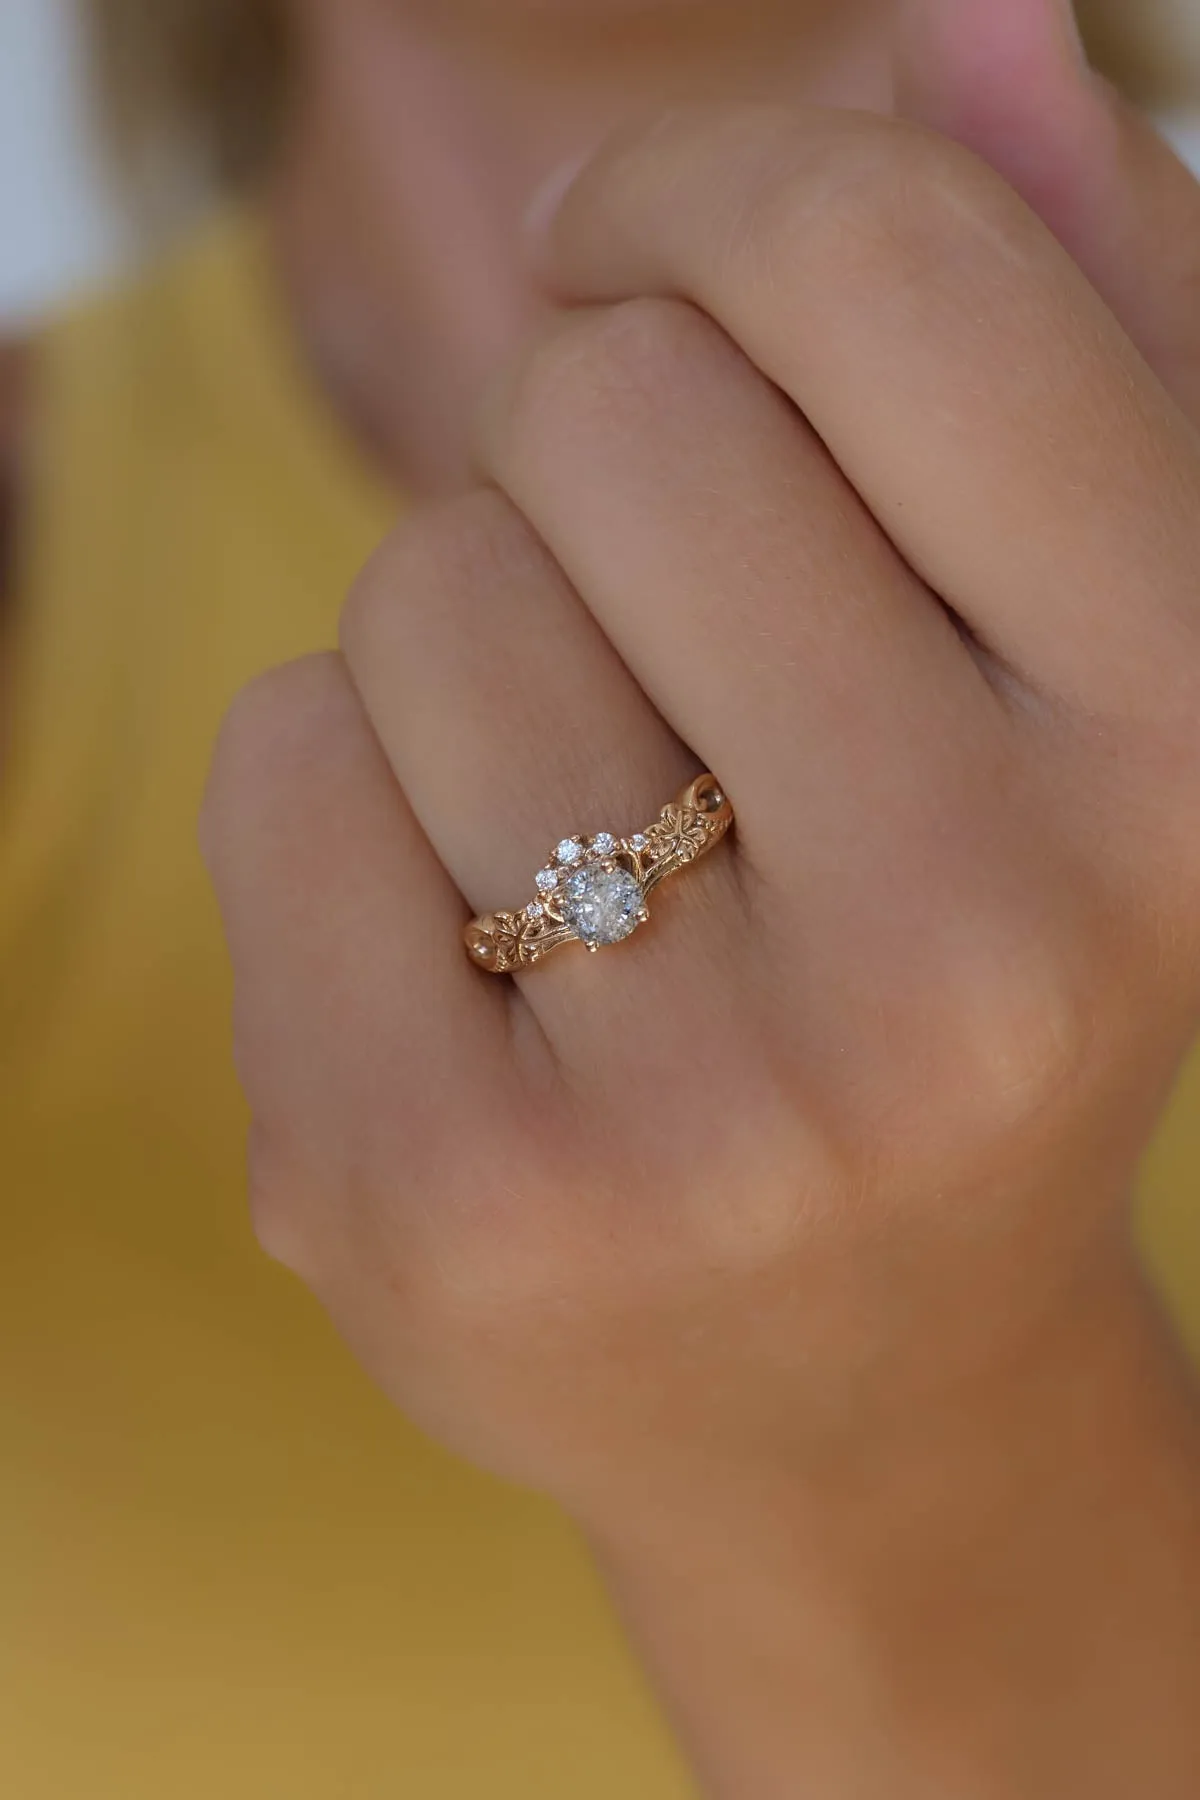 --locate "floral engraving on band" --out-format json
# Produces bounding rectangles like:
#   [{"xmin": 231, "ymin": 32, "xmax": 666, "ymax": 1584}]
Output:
[
  {"xmin": 466, "ymin": 907, "xmax": 573, "ymax": 974},
  {"xmin": 464, "ymin": 776, "xmax": 733, "ymax": 973},
  {"xmin": 635, "ymin": 803, "xmax": 719, "ymax": 891}
]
